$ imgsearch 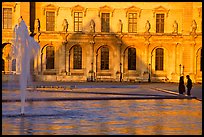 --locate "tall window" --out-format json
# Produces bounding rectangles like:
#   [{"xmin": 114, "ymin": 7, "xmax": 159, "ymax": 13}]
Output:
[
  {"xmin": 128, "ymin": 48, "xmax": 136, "ymax": 70},
  {"xmin": 3, "ymin": 8, "xmax": 12, "ymax": 29},
  {"xmin": 128, "ymin": 13, "xmax": 137, "ymax": 33},
  {"xmin": 101, "ymin": 47, "xmax": 109, "ymax": 70},
  {"xmin": 155, "ymin": 48, "xmax": 164, "ymax": 70},
  {"xmin": 101, "ymin": 13, "xmax": 110, "ymax": 32},
  {"xmin": 46, "ymin": 46, "xmax": 54, "ymax": 69},
  {"xmin": 73, "ymin": 45, "xmax": 82, "ymax": 69},
  {"xmin": 156, "ymin": 14, "xmax": 164, "ymax": 33},
  {"xmin": 2, "ymin": 59, "xmax": 5, "ymax": 71},
  {"xmin": 12, "ymin": 59, "xmax": 16, "ymax": 71},
  {"xmin": 74, "ymin": 12, "xmax": 83, "ymax": 32},
  {"xmin": 46, "ymin": 11, "xmax": 55, "ymax": 31}
]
